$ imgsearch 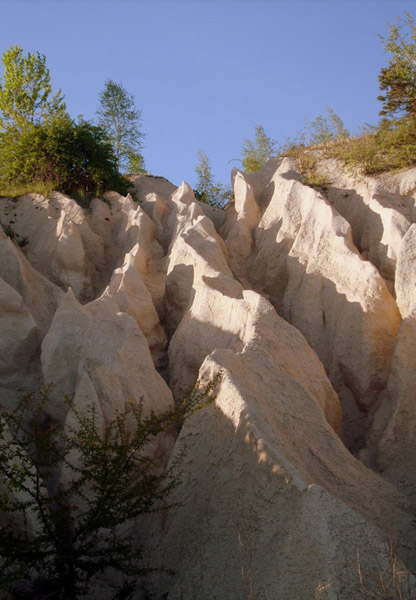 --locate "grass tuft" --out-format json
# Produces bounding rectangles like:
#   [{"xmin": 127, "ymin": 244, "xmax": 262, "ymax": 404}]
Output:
[{"xmin": 0, "ymin": 180, "xmax": 57, "ymax": 199}]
